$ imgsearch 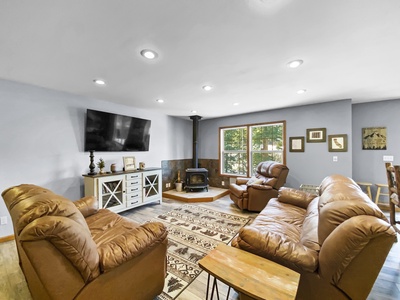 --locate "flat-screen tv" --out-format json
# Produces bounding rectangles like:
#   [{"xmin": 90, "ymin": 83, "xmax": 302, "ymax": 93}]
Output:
[{"xmin": 84, "ymin": 109, "xmax": 151, "ymax": 152}]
